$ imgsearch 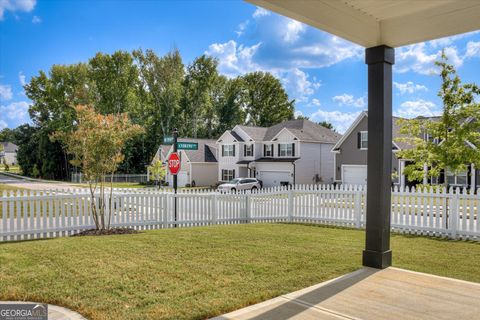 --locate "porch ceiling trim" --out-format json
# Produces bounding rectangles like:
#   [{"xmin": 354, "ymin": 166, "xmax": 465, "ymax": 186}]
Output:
[{"xmin": 246, "ymin": 0, "xmax": 480, "ymax": 48}]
